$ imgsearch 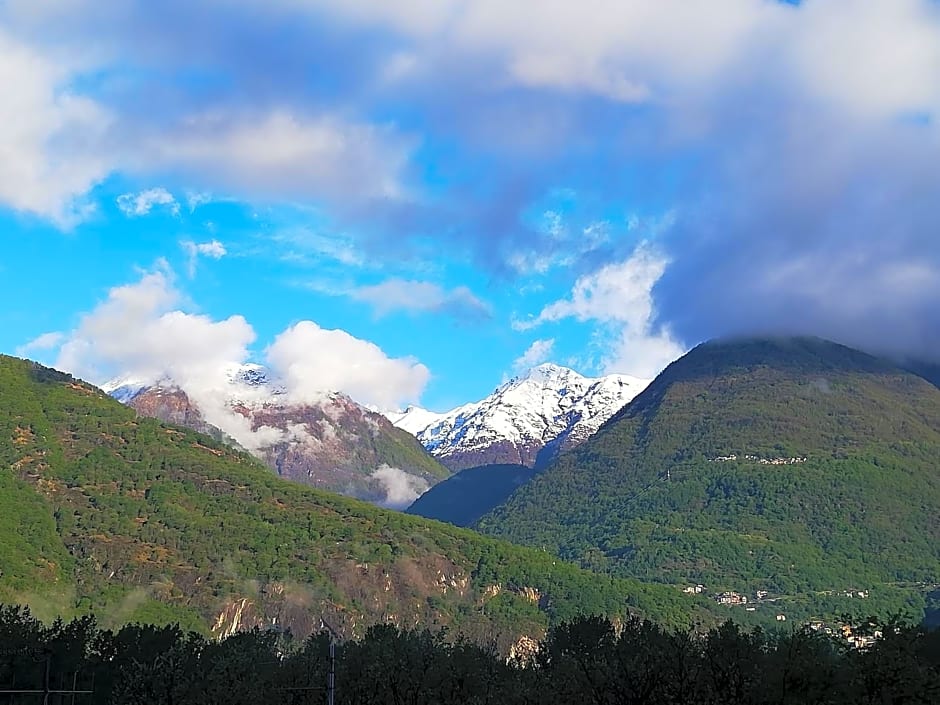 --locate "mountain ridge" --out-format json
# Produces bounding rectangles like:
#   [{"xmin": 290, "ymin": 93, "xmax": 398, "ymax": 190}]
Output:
[
  {"xmin": 476, "ymin": 337, "xmax": 940, "ymax": 616},
  {"xmin": 389, "ymin": 363, "xmax": 650, "ymax": 471},
  {"xmin": 0, "ymin": 354, "xmax": 711, "ymax": 644},
  {"xmin": 102, "ymin": 364, "xmax": 450, "ymax": 506}
]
